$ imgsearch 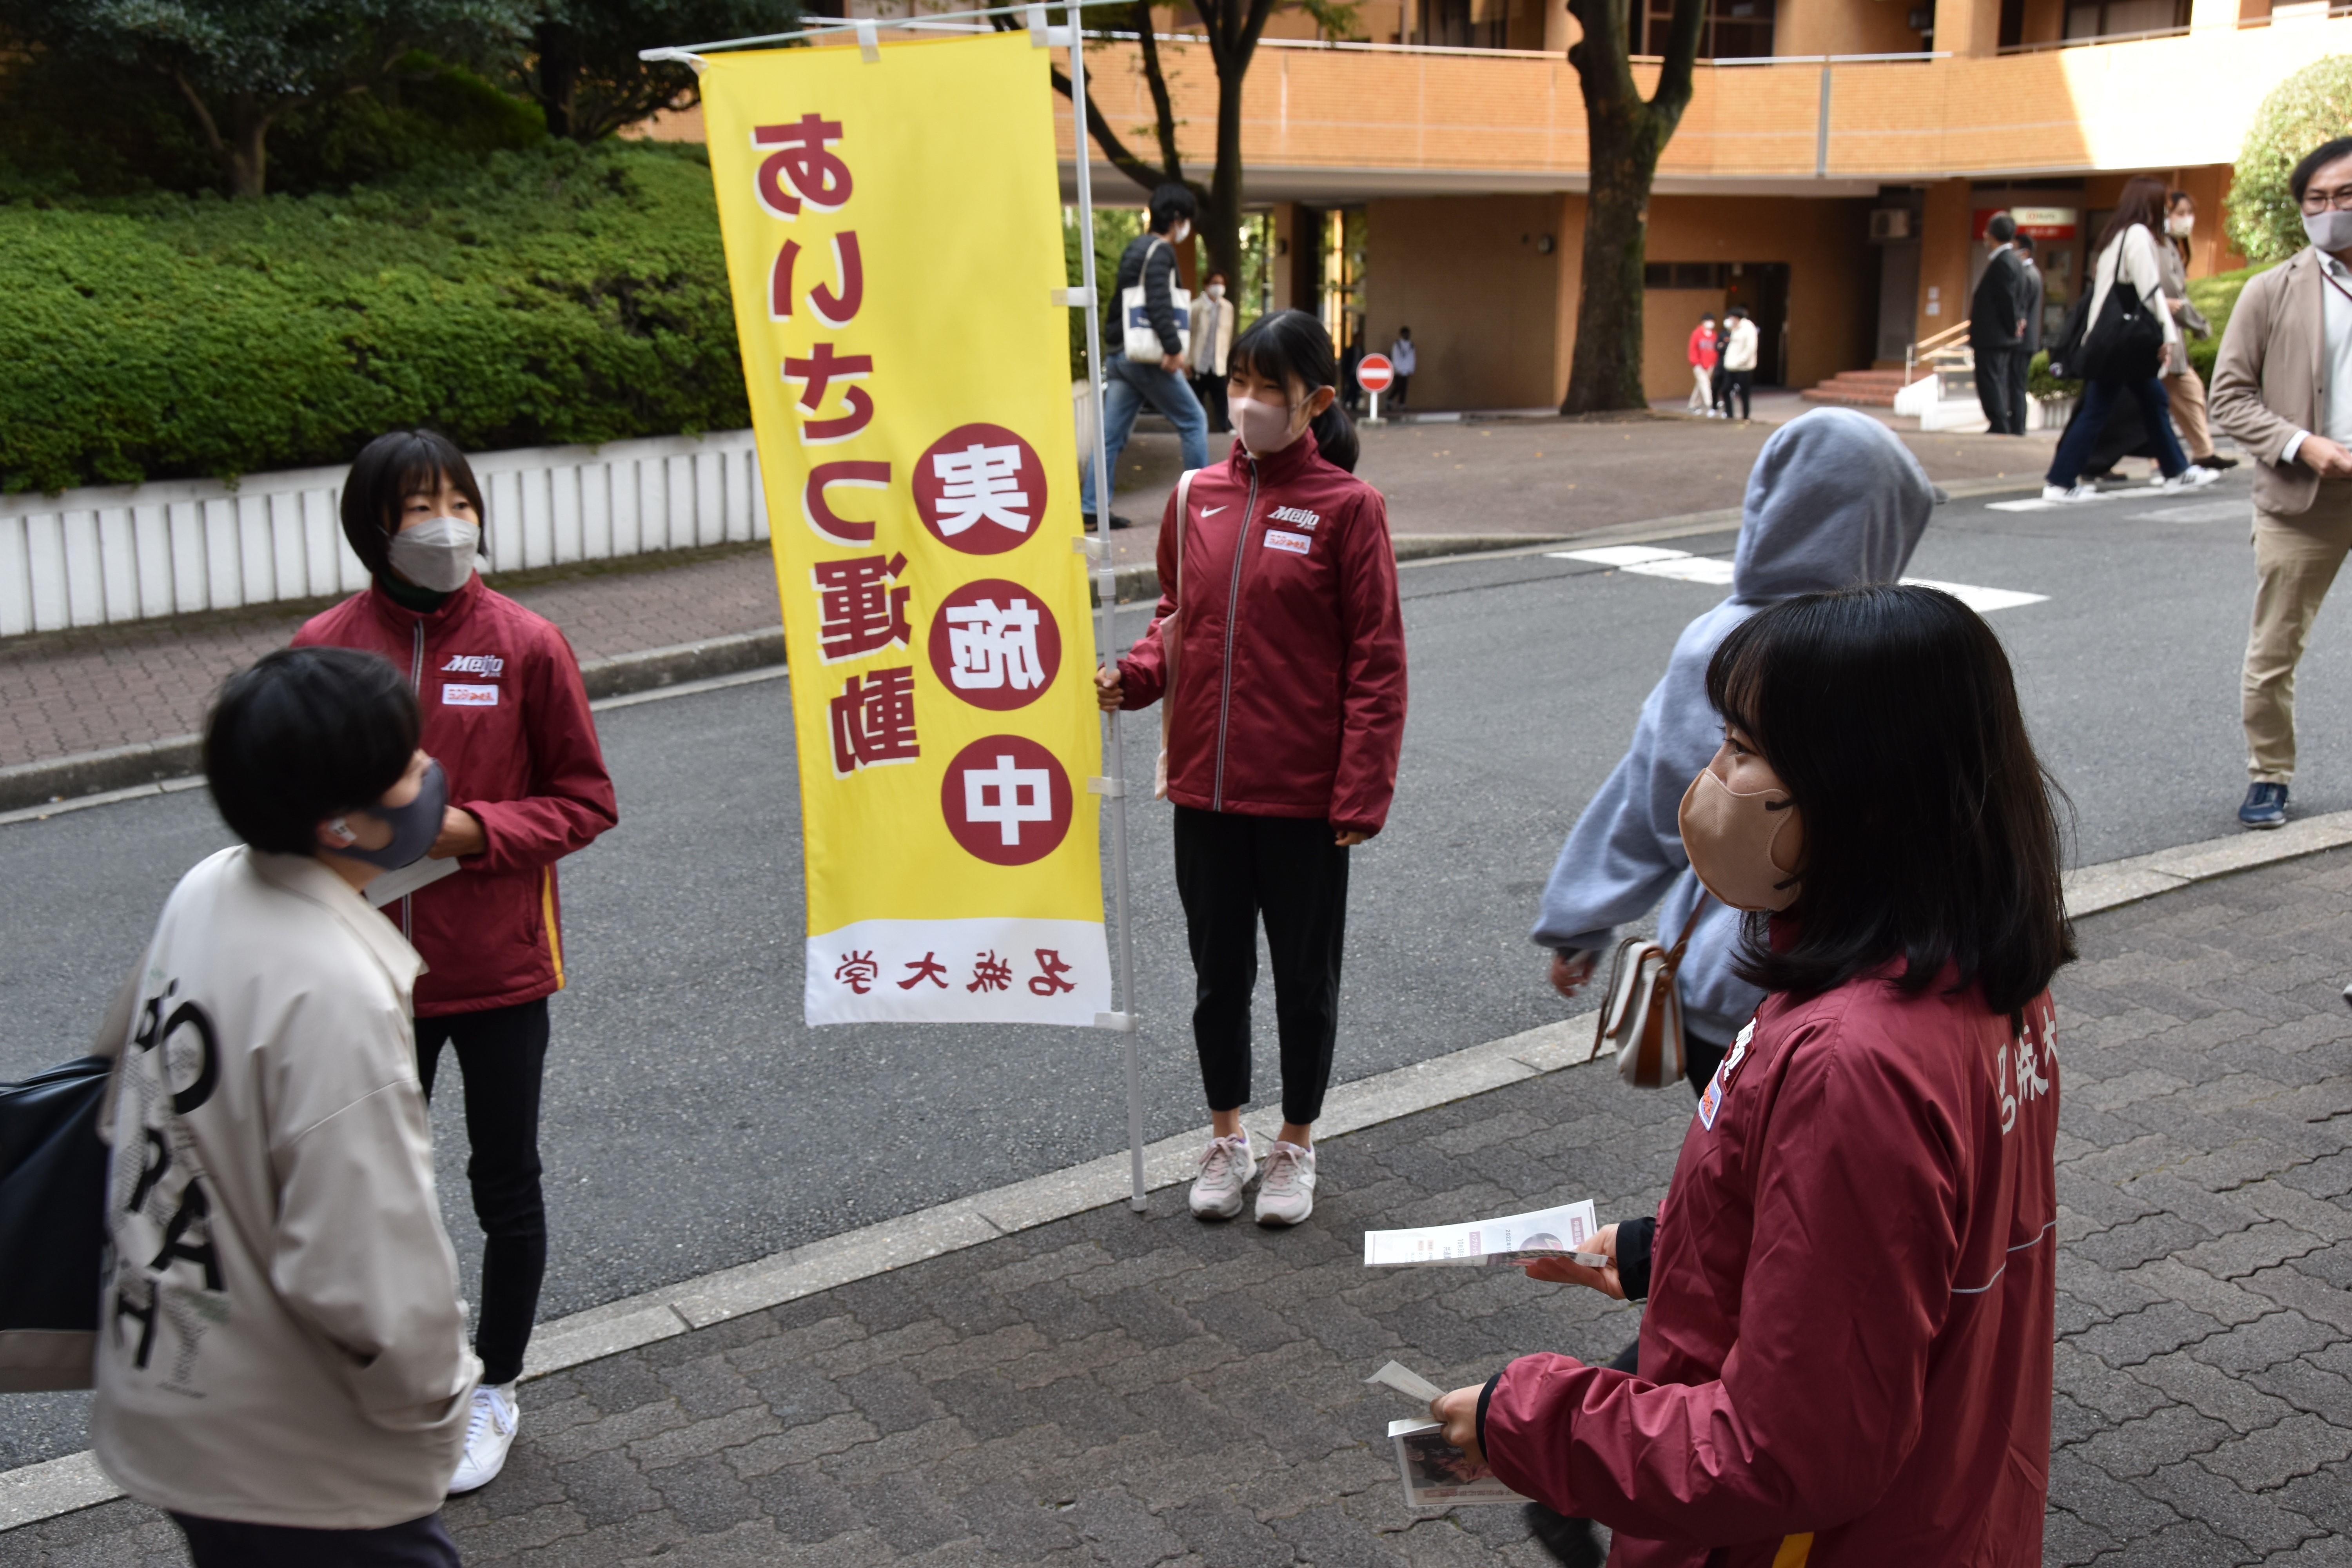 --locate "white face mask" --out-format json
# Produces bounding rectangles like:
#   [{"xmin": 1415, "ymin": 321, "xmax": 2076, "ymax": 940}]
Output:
[
  {"xmin": 1169, "ymin": 219, "xmax": 1192, "ymax": 245},
  {"xmin": 2166, "ymin": 213, "xmax": 2194, "ymax": 238},
  {"xmin": 387, "ymin": 516, "xmax": 482, "ymax": 594},
  {"xmin": 2305, "ymin": 208, "xmax": 2352, "ymax": 254},
  {"xmin": 1206, "ymin": 283, "xmax": 1225, "ymax": 299}
]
